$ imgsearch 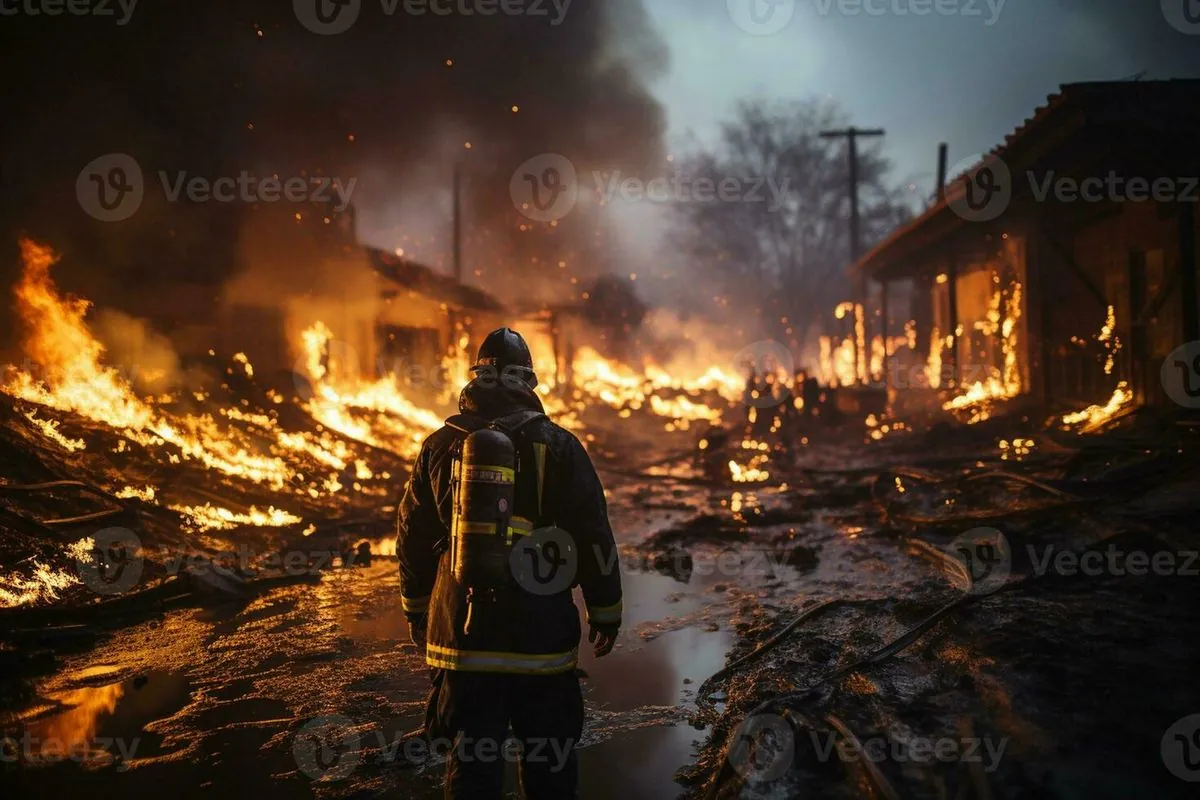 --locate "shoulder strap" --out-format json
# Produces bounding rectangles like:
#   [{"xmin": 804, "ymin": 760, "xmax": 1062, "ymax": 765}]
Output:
[
  {"xmin": 490, "ymin": 409, "xmax": 546, "ymax": 436},
  {"xmin": 445, "ymin": 413, "xmax": 489, "ymax": 436}
]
